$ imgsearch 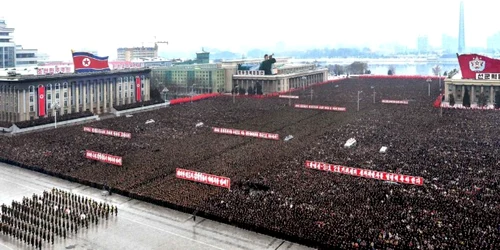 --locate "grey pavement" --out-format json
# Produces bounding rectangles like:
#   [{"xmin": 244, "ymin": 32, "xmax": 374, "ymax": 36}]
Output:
[{"xmin": 0, "ymin": 163, "xmax": 313, "ymax": 250}]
